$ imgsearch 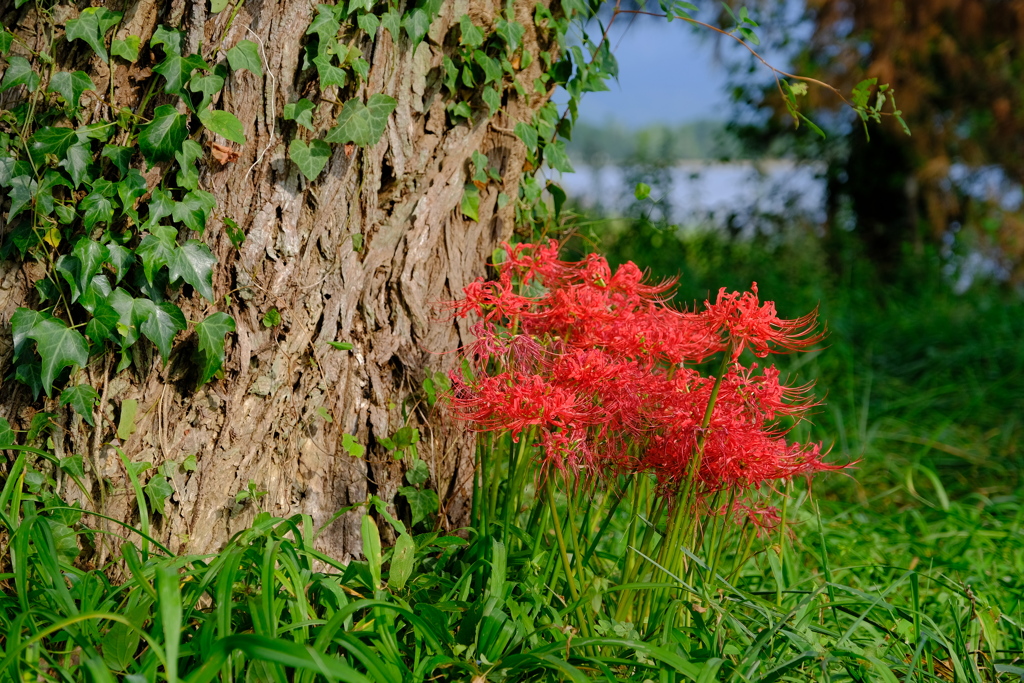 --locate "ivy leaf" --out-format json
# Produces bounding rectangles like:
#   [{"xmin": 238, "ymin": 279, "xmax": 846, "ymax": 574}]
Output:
[
  {"xmin": 48, "ymin": 70, "xmax": 95, "ymax": 109},
  {"xmin": 139, "ymin": 105, "xmax": 187, "ymax": 164},
  {"xmin": 226, "ymin": 40, "xmax": 263, "ymax": 77},
  {"xmin": 141, "ymin": 188, "xmax": 176, "ymax": 231},
  {"xmin": 461, "ymin": 184, "xmax": 480, "ymax": 221},
  {"xmin": 283, "ymin": 99, "xmax": 316, "ymax": 131},
  {"xmin": 381, "ymin": 9, "xmax": 401, "ymax": 38},
  {"xmin": 0, "ymin": 56, "xmax": 39, "ymax": 93},
  {"xmin": 106, "ymin": 244, "xmax": 135, "ymax": 285},
  {"xmin": 86, "ymin": 298, "xmax": 120, "ymax": 344},
  {"xmin": 151, "ymin": 26, "xmax": 184, "ymax": 56},
  {"xmin": 78, "ymin": 273, "xmax": 112, "ymax": 314},
  {"xmin": 482, "ymin": 86, "xmax": 501, "ymax": 116},
  {"xmin": 79, "ymin": 190, "xmax": 115, "ymax": 231},
  {"xmin": 116, "ymin": 168, "xmax": 148, "ymax": 222},
  {"xmin": 289, "ymin": 139, "xmax": 331, "ymax": 181},
  {"xmin": 111, "ymin": 36, "xmax": 141, "ymax": 62},
  {"xmin": 11, "ymin": 308, "xmax": 50, "ymax": 356},
  {"xmin": 402, "ymin": 9, "xmax": 430, "ymax": 46},
  {"xmin": 306, "ymin": 4, "xmax": 341, "ymax": 42},
  {"xmin": 9, "ymin": 175, "xmax": 37, "ymax": 218},
  {"xmin": 459, "ymin": 15, "xmax": 484, "ymax": 48},
  {"xmin": 136, "ymin": 225, "xmax": 177, "ymax": 284},
  {"xmin": 342, "ymin": 433, "xmax": 365, "ymax": 458},
  {"xmin": 172, "ymin": 189, "xmax": 217, "ymax": 233},
  {"xmin": 195, "ymin": 312, "xmax": 235, "ymax": 385},
  {"xmin": 0, "ymin": 29, "xmax": 12, "ymax": 56},
  {"xmin": 356, "ymin": 13, "xmax": 380, "ymax": 36},
  {"xmin": 325, "ymin": 94, "xmax": 397, "ymax": 147},
  {"xmin": 28, "ymin": 317, "xmax": 90, "ymax": 395},
  {"xmin": 406, "ymin": 458, "xmax": 429, "ymax": 487},
  {"xmin": 174, "ymin": 139, "xmax": 204, "ymax": 191},
  {"xmin": 102, "ymin": 144, "xmax": 133, "ymax": 177},
  {"xmin": 153, "ymin": 52, "xmax": 207, "ymax": 96},
  {"xmin": 145, "ymin": 475, "xmax": 174, "ymax": 516},
  {"xmin": 189, "ymin": 73, "xmax": 224, "ymax": 110},
  {"xmin": 60, "ymin": 141, "xmax": 92, "ymax": 188},
  {"xmin": 29, "ymin": 126, "xmax": 79, "ymax": 162},
  {"xmin": 0, "ymin": 417, "xmax": 14, "ymax": 447},
  {"xmin": 136, "ymin": 299, "xmax": 187, "ymax": 362},
  {"xmin": 168, "ymin": 240, "xmax": 217, "ymax": 300},
  {"xmin": 60, "ymin": 384, "xmax": 99, "ymax": 426},
  {"xmin": 313, "ymin": 54, "xmax": 348, "ymax": 89},
  {"xmin": 474, "ymin": 50, "xmax": 502, "ymax": 84},
  {"xmin": 64, "ymin": 7, "xmax": 122, "ymax": 62},
  {"xmin": 398, "ymin": 486, "xmax": 439, "ymax": 527},
  {"xmin": 496, "ymin": 19, "xmax": 525, "ymax": 53},
  {"xmin": 543, "ymin": 139, "xmax": 574, "ymax": 173},
  {"xmin": 198, "ymin": 108, "xmax": 246, "ymax": 144}
]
